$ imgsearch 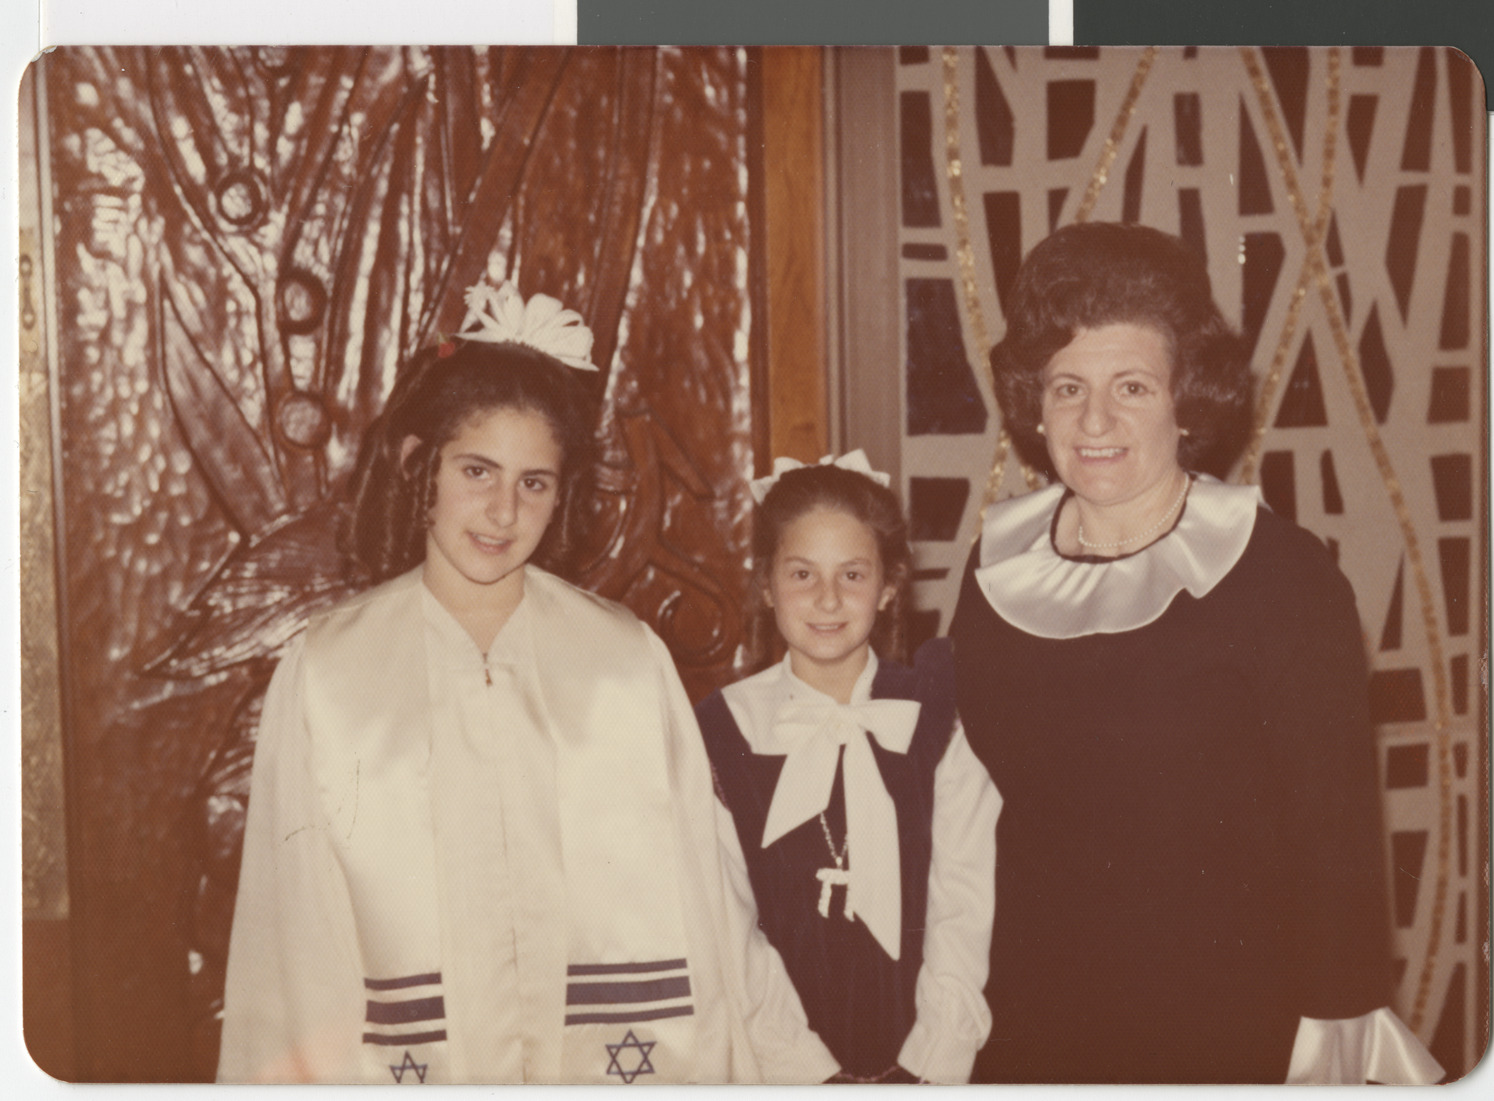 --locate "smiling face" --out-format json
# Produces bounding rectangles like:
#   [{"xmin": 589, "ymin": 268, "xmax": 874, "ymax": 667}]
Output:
[
  {"xmin": 766, "ymin": 506, "xmax": 896, "ymax": 702},
  {"xmin": 1041, "ymin": 322, "xmax": 1185, "ymax": 515},
  {"xmin": 411, "ymin": 404, "xmax": 563, "ymax": 620}
]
